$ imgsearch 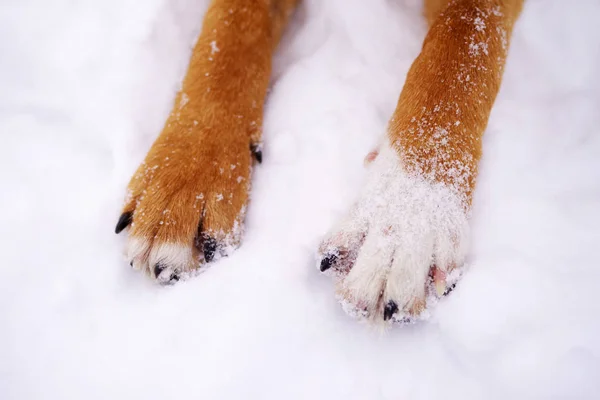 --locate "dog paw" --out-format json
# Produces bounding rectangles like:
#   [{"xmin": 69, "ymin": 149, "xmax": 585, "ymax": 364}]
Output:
[
  {"xmin": 317, "ymin": 143, "xmax": 469, "ymax": 323},
  {"xmin": 116, "ymin": 112, "xmax": 260, "ymax": 283}
]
